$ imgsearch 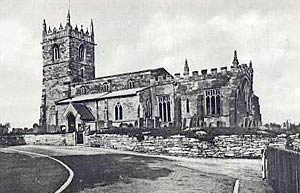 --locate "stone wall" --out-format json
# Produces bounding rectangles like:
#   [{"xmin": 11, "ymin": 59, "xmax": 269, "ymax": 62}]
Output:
[
  {"xmin": 0, "ymin": 133, "xmax": 75, "ymax": 146},
  {"xmin": 85, "ymin": 134, "xmax": 287, "ymax": 158},
  {"xmin": 24, "ymin": 133, "xmax": 75, "ymax": 146}
]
